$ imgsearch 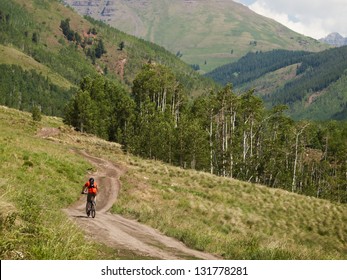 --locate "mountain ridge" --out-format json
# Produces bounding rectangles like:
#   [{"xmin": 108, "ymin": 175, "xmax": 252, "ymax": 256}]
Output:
[
  {"xmin": 206, "ymin": 47, "xmax": 347, "ymax": 120},
  {"xmin": 319, "ymin": 32, "xmax": 347, "ymax": 47},
  {"xmin": 63, "ymin": 0, "xmax": 328, "ymax": 72}
]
